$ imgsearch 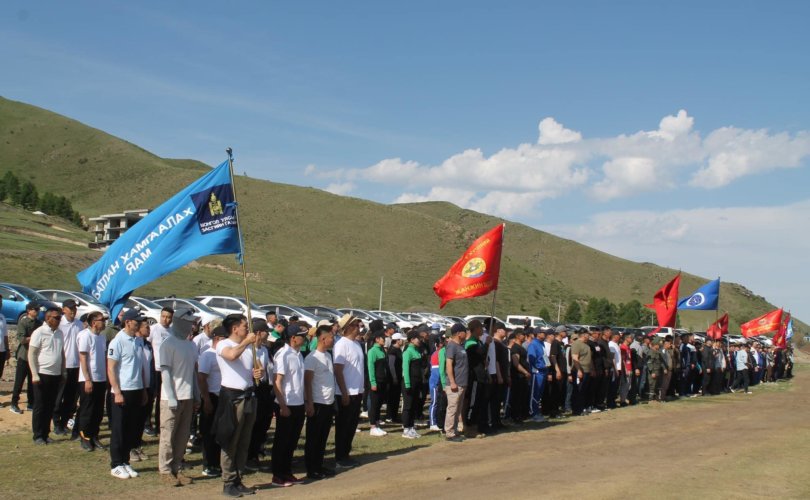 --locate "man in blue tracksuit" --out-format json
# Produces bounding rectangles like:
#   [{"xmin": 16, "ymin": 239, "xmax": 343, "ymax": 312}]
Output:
[{"xmin": 527, "ymin": 328, "xmax": 548, "ymax": 422}]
